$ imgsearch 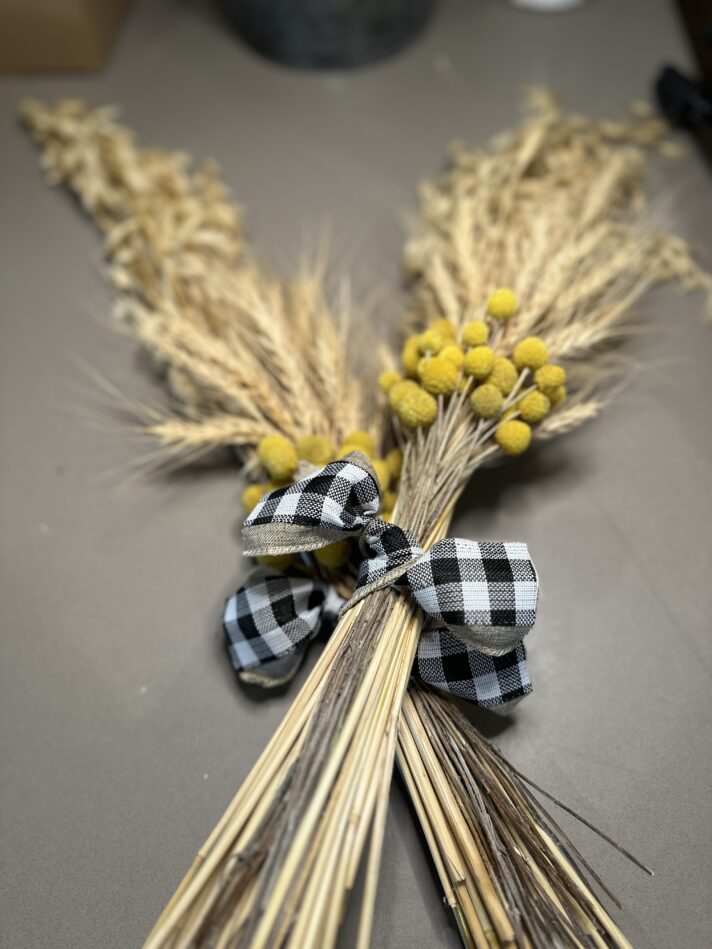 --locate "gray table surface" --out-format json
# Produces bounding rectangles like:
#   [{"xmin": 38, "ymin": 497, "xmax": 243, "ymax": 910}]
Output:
[{"xmin": 2, "ymin": 1, "xmax": 711, "ymax": 947}]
